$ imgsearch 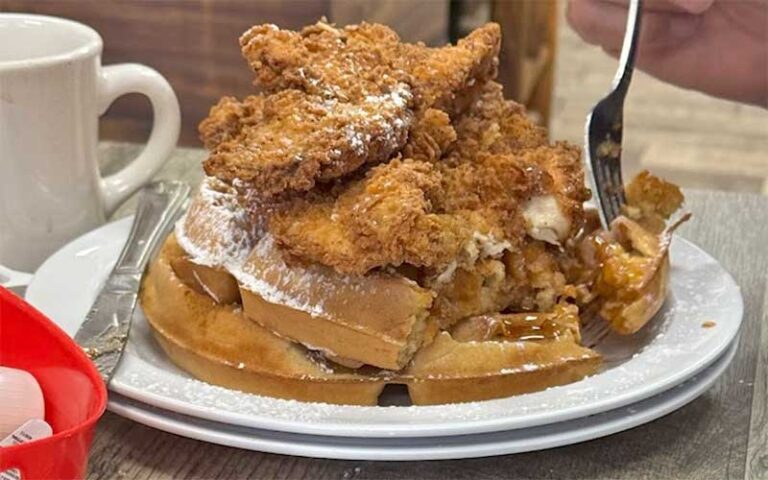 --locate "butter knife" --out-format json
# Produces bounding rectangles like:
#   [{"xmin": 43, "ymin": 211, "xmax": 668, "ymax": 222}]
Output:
[{"xmin": 75, "ymin": 181, "xmax": 190, "ymax": 383}]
